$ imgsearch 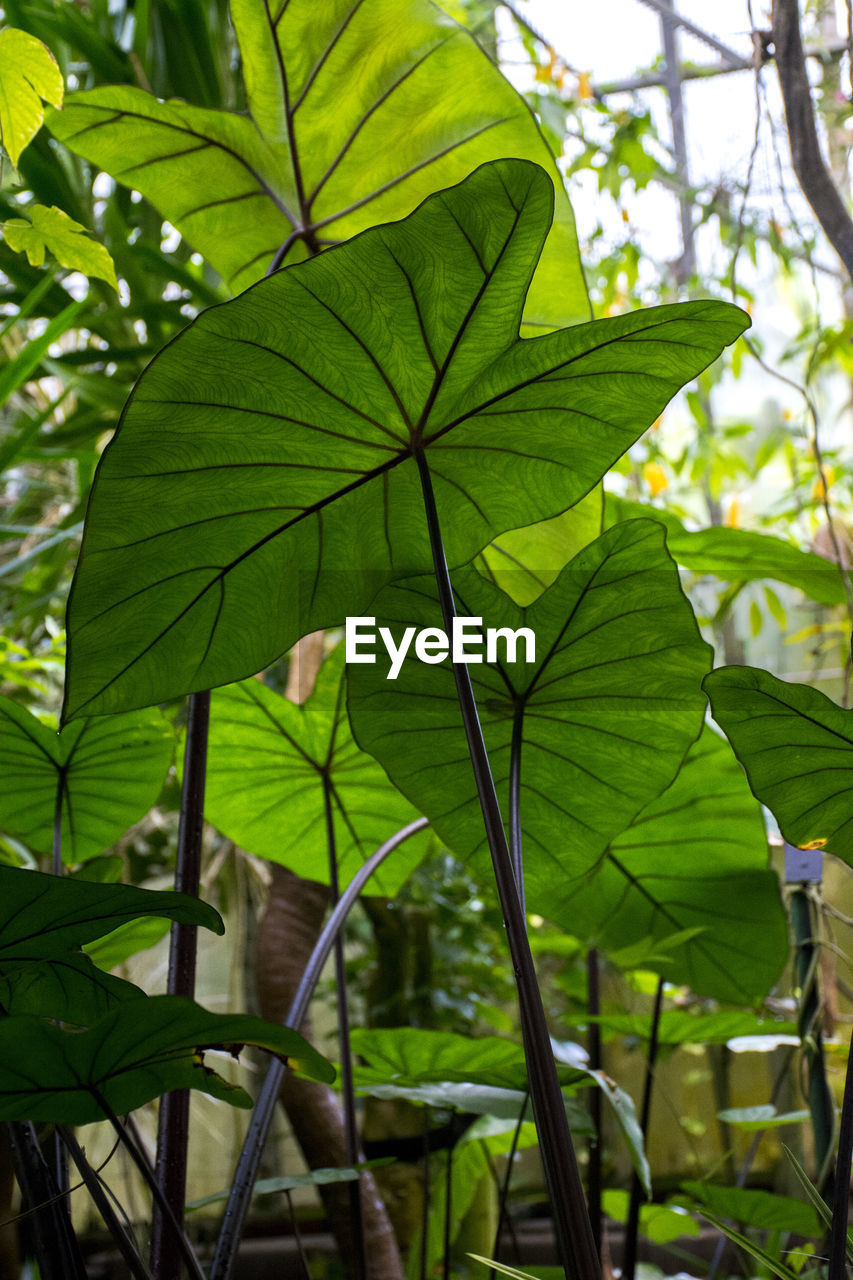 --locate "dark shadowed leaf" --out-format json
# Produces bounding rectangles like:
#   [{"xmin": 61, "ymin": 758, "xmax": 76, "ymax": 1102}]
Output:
[
  {"xmin": 0, "ymin": 955, "xmax": 143, "ymax": 1025},
  {"xmin": 0, "ymin": 695, "xmax": 174, "ymax": 862},
  {"xmin": 704, "ymin": 665, "xmax": 853, "ymax": 859},
  {"xmin": 204, "ymin": 646, "xmax": 428, "ymax": 892},
  {"xmin": 63, "ymin": 161, "xmax": 746, "ymax": 721},
  {"xmin": 535, "ymin": 727, "xmax": 788, "ymax": 1003},
  {"xmin": 348, "ymin": 520, "xmax": 710, "ymax": 876},
  {"xmin": 48, "ymin": 0, "xmax": 587, "ymax": 328},
  {"xmin": 0, "ymin": 865, "xmax": 222, "ymax": 1024},
  {"xmin": 0, "ymin": 994, "xmax": 334, "ymax": 1124},
  {"xmin": 0, "ymin": 864, "xmax": 222, "ymax": 960}
]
